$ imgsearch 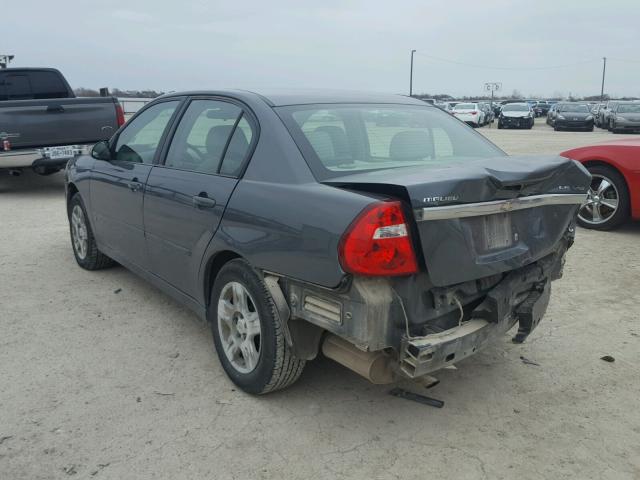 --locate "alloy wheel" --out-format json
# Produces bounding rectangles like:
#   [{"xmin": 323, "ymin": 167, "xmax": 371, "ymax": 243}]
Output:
[
  {"xmin": 217, "ymin": 281, "xmax": 262, "ymax": 374},
  {"xmin": 71, "ymin": 205, "xmax": 88, "ymax": 259},
  {"xmin": 578, "ymin": 174, "xmax": 619, "ymax": 226}
]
